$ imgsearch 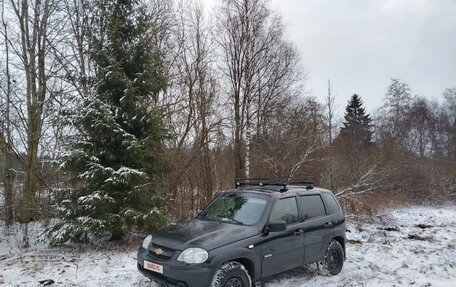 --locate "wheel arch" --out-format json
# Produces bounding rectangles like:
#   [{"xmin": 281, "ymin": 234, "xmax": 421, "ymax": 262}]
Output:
[
  {"xmin": 332, "ymin": 236, "xmax": 346, "ymax": 259},
  {"xmin": 211, "ymin": 247, "xmax": 261, "ymax": 282},
  {"xmin": 231, "ymin": 257, "xmax": 256, "ymax": 282}
]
